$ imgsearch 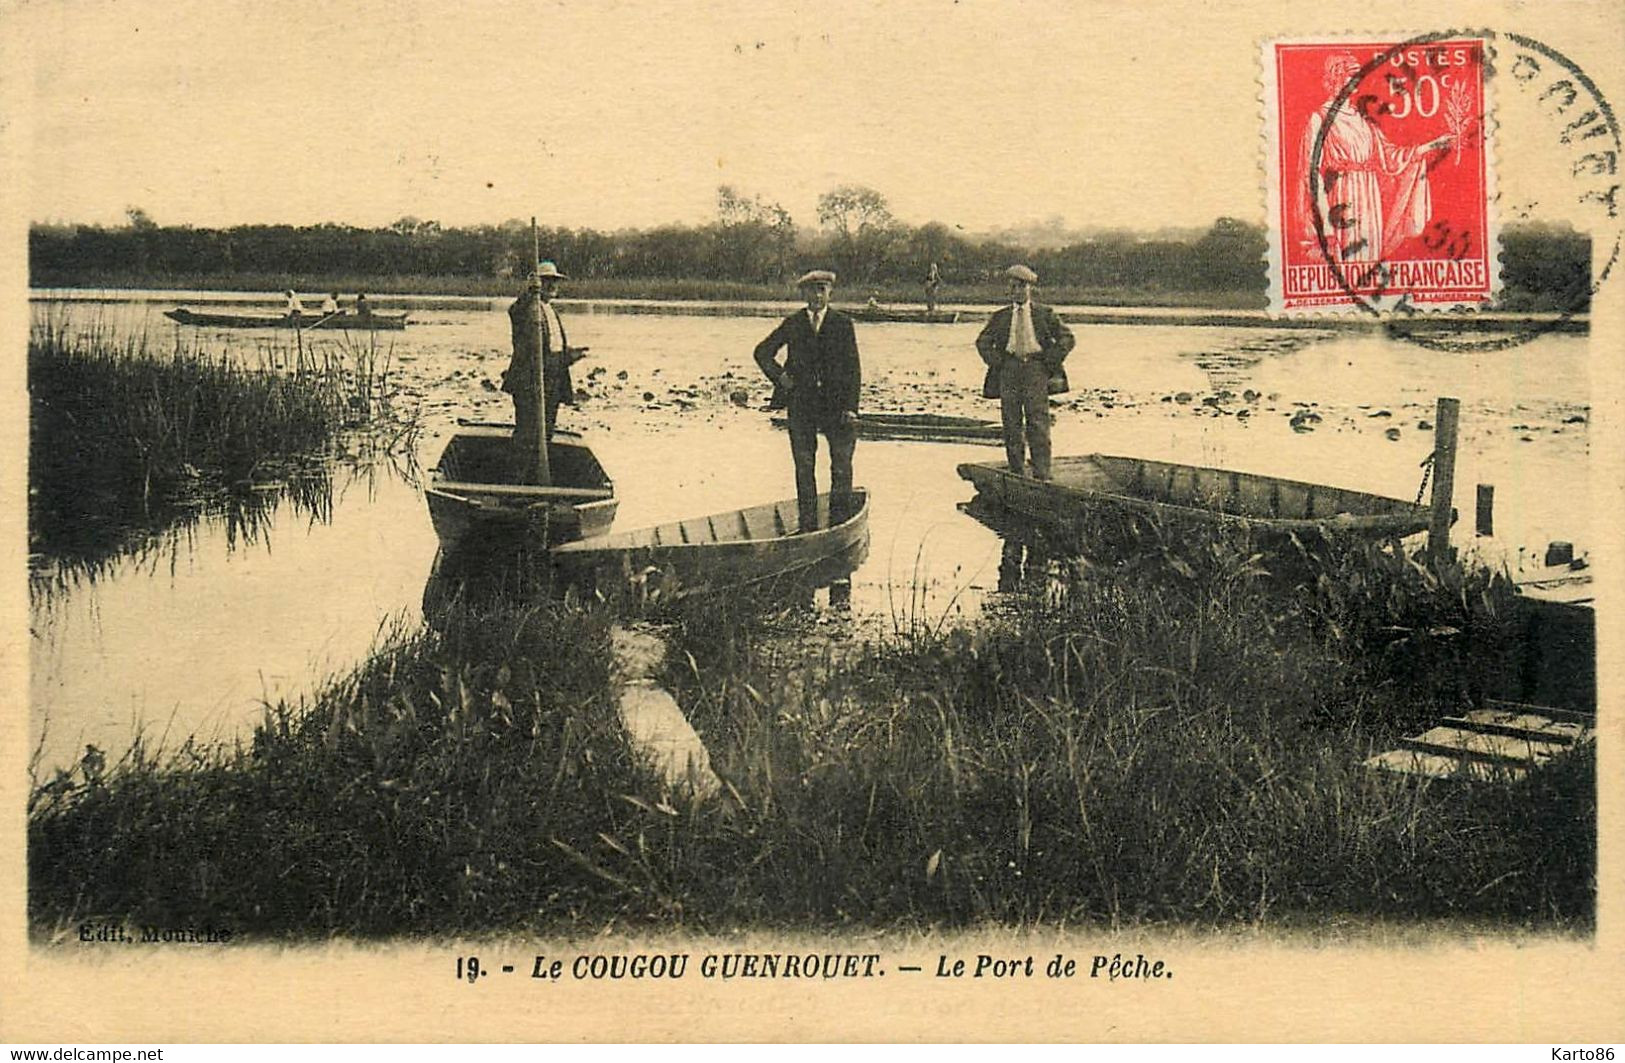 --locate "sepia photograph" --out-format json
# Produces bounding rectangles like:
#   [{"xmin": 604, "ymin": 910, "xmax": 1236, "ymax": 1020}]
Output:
[{"xmin": 3, "ymin": 0, "xmax": 1620, "ymax": 1044}]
